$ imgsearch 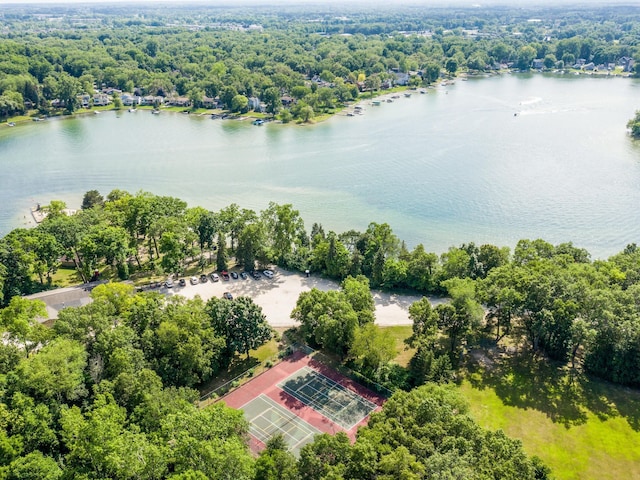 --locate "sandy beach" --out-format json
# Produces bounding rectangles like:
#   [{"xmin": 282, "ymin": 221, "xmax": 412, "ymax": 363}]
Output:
[{"xmin": 170, "ymin": 269, "xmax": 445, "ymax": 327}]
